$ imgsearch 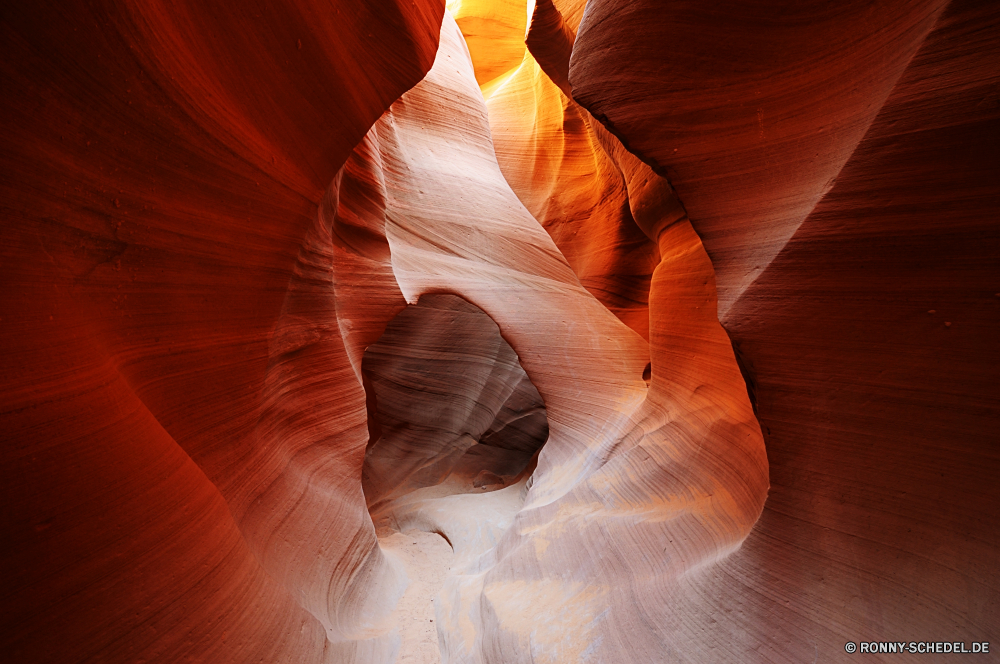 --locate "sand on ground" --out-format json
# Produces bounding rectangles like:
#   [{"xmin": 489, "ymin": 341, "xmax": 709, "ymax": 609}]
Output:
[{"xmin": 379, "ymin": 529, "xmax": 456, "ymax": 664}]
